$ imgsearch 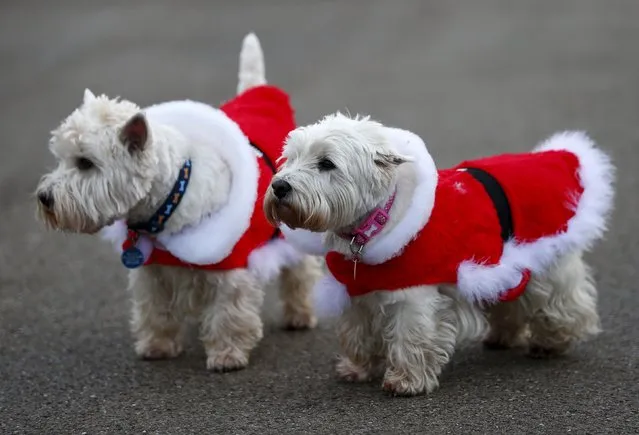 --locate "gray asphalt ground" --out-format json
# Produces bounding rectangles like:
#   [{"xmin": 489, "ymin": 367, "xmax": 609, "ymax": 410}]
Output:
[{"xmin": 1, "ymin": 1, "xmax": 638, "ymax": 433}]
